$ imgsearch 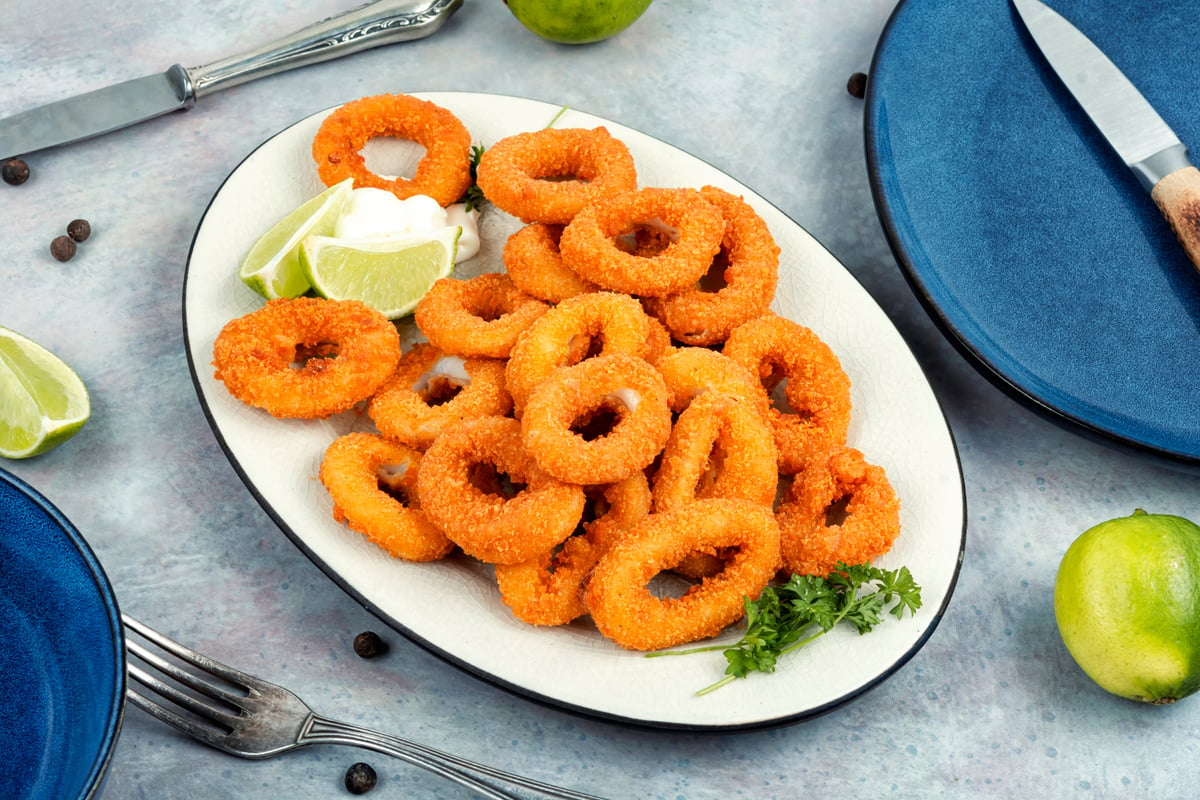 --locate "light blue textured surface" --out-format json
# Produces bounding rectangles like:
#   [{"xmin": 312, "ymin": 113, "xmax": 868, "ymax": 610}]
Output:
[{"xmin": 3, "ymin": 0, "xmax": 1200, "ymax": 797}]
